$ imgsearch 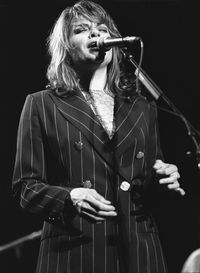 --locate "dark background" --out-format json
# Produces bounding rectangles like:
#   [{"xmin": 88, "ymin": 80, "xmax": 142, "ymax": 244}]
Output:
[{"xmin": 1, "ymin": 0, "xmax": 200, "ymax": 272}]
